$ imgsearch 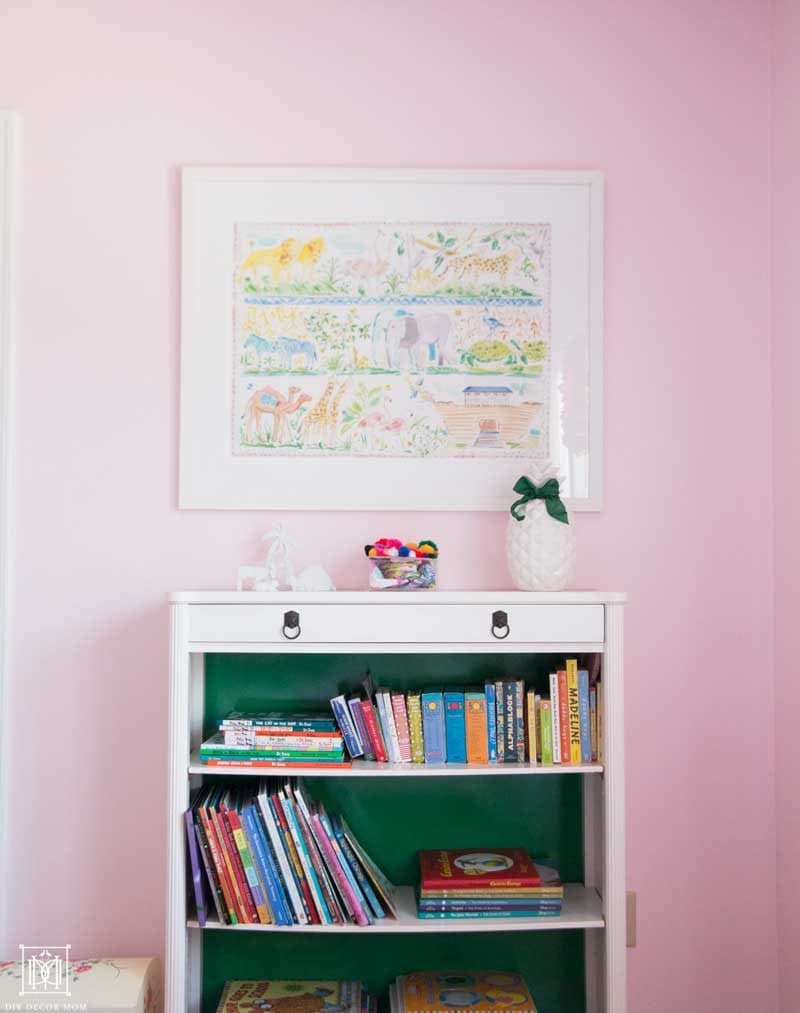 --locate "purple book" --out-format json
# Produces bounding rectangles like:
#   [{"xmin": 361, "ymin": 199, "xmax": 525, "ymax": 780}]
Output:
[{"xmin": 184, "ymin": 809, "xmax": 207, "ymax": 927}]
